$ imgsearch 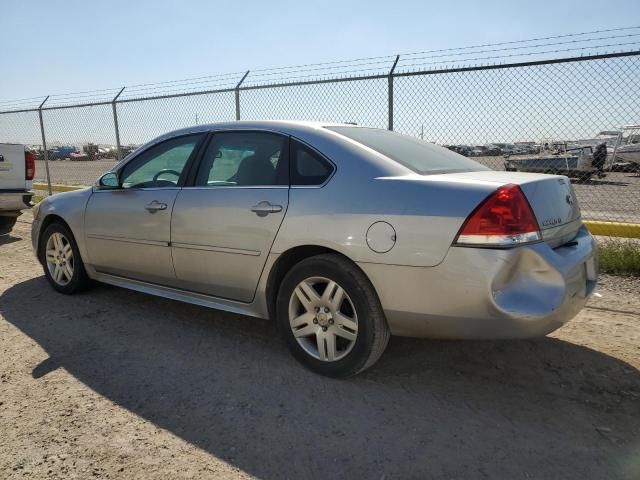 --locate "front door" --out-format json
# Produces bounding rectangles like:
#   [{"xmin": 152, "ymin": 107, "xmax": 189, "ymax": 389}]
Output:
[
  {"xmin": 85, "ymin": 133, "xmax": 205, "ymax": 284},
  {"xmin": 171, "ymin": 131, "xmax": 289, "ymax": 302}
]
